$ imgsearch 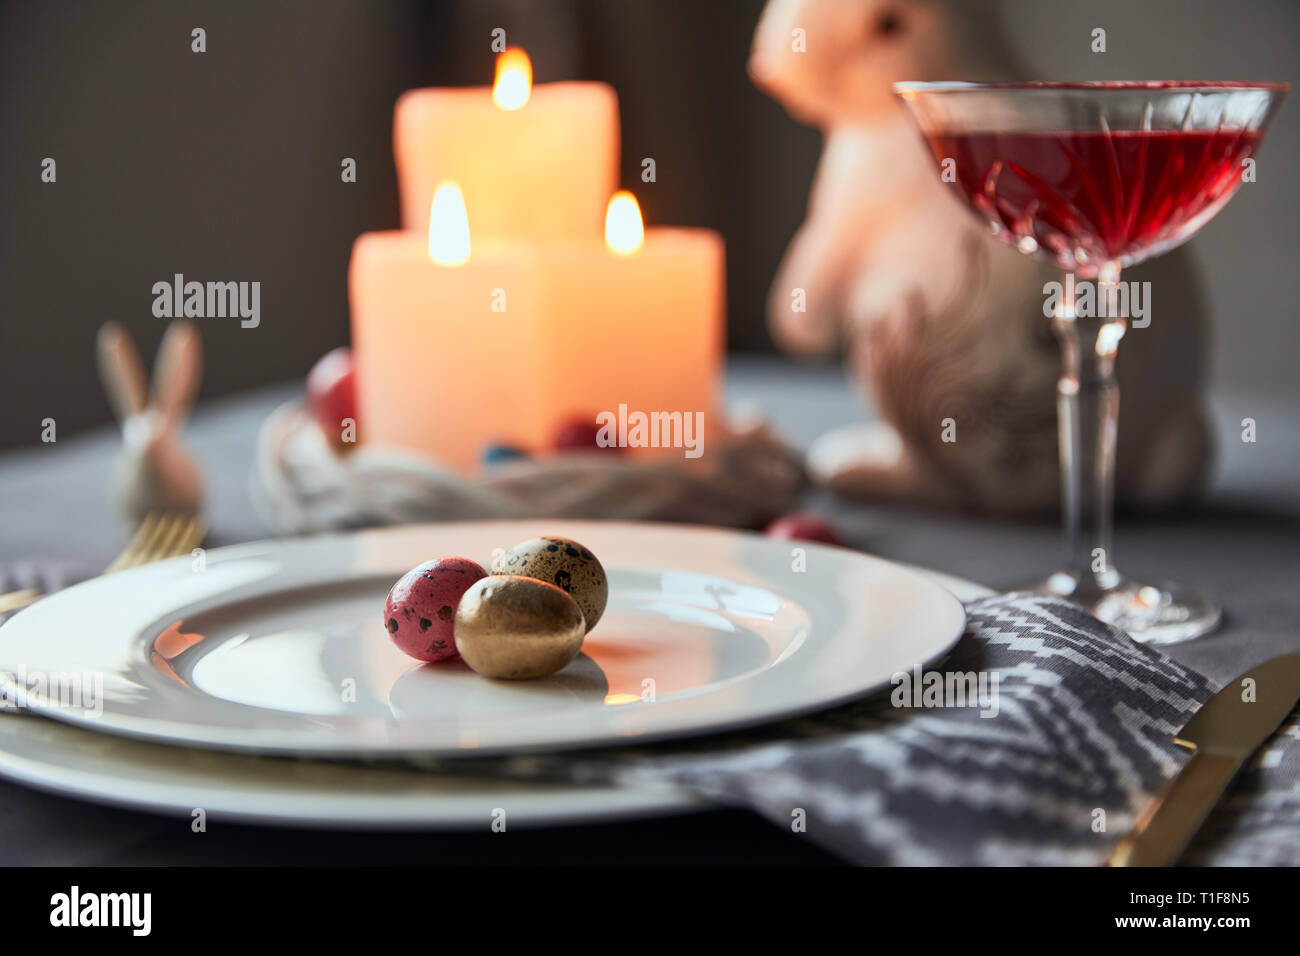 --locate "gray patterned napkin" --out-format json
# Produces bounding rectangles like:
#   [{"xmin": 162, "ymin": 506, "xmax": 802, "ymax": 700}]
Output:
[{"xmin": 433, "ymin": 593, "xmax": 1297, "ymax": 865}]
